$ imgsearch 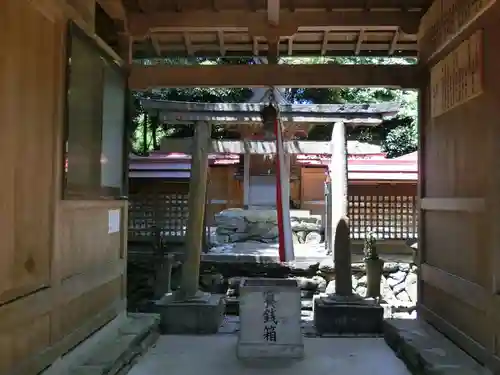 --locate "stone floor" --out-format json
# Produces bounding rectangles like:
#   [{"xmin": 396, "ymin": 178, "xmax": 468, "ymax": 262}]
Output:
[{"xmin": 127, "ymin": 335, "xmax": 412, "ymax": 375}]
